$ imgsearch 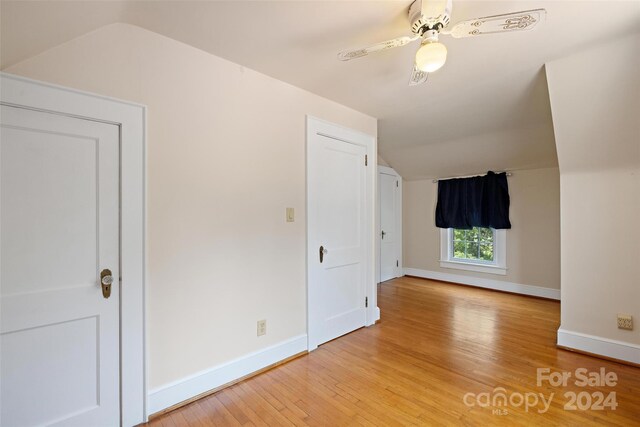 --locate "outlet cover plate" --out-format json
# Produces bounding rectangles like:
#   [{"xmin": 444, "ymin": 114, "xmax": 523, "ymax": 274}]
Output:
[
  {"xmin": 617, "ymin": 314, "xmax": 633, "ymax": 330},
  {"xmin": 257, "ymin": 319, "xmax": 267, "ymax": 336}
]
